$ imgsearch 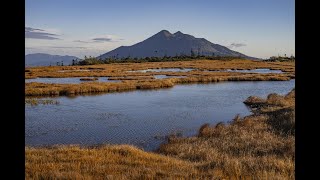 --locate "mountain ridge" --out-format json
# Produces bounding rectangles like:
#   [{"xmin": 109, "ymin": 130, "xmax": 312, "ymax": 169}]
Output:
[
  {"xmin": 98, "ymin": 30, "xmax": 257, "ymax": 60},
  {"xmin": 25, "ymin": 53, "xmax": 79, "ymax": 67}
]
